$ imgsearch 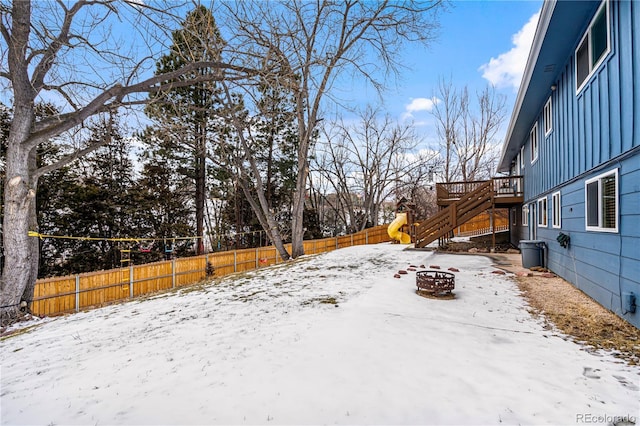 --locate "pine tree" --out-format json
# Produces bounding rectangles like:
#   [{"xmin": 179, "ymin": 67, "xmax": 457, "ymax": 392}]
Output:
[
  {"xmin": 38, "ymin": 117, "xmax": 139, "ymax": 275},
  {"xmin": 146, "ymin": 6, "xmax": 227, "ymax": 255},
  {"xmin": 134, "ymin": 127, "xmax": 196, "ymax": 258}
]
